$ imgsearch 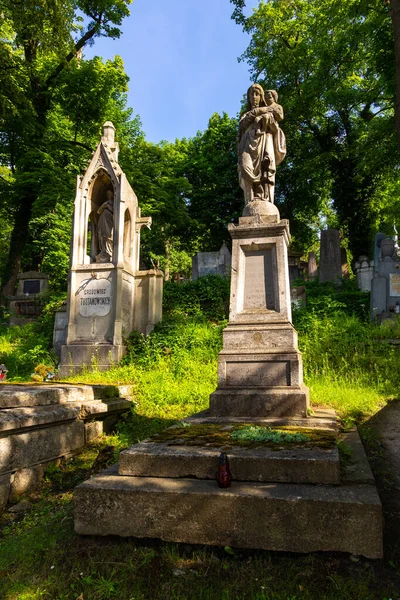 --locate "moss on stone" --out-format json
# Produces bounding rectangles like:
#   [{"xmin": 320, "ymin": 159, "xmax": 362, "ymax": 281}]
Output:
[{"xmin": 151, "ymin": 423, "xmax": 336, "ymax": 450}]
